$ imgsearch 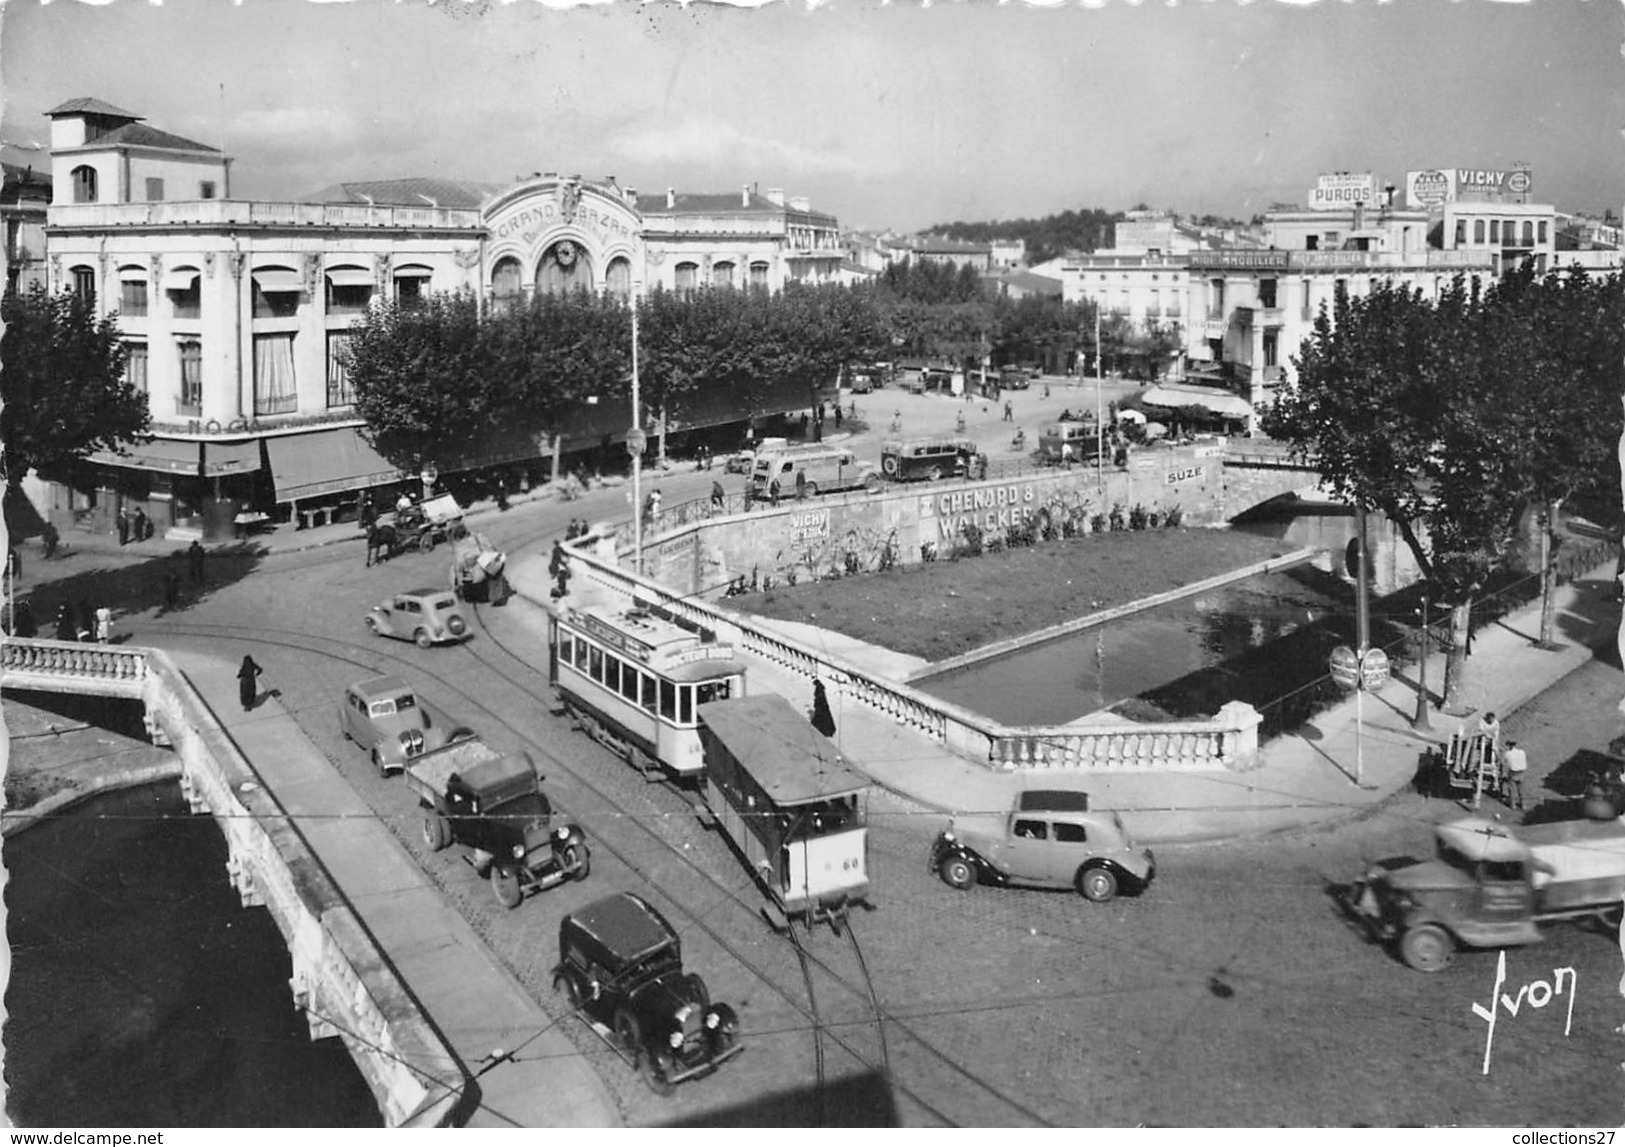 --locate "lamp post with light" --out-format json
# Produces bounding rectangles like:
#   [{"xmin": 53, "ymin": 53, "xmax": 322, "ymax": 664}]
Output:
[{"xmin": 630, "ymin": 286, "xmax": 645, "ymax": 575}]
